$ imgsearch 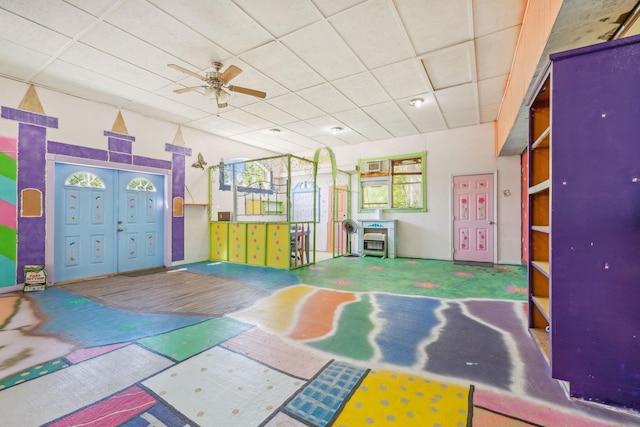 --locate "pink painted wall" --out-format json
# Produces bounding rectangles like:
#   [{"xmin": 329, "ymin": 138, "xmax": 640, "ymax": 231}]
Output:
[{"xmin": 496, "ymin": 0, "xmax": 563, "ymax": 155}]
